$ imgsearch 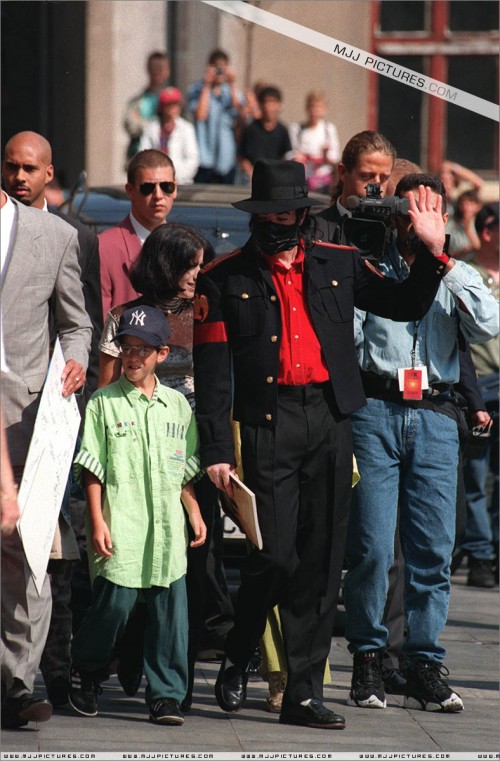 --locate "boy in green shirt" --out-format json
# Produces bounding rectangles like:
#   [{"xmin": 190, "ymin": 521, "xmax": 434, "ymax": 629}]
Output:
[{"xmin": 70, "ymin": 305, "xmax": 206, "ymax": 725}]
